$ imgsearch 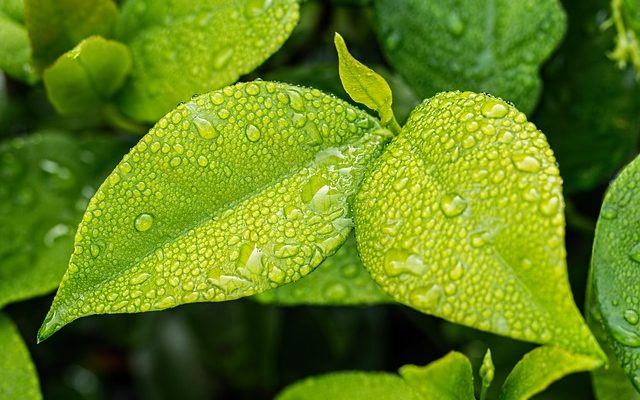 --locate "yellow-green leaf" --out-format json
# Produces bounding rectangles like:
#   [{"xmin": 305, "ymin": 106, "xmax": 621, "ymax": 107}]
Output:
[
  {"xmin": 354, "ymin": 91, "xmax": 604, "ymax": 360},
  {"xmin": 43, "ymin": 36, "xmax": 132, "ymax": 115},
  {"xmin": 38, "ymin": 81, "xmax": 391, "ymax": 341},
  {"xmin": 255, "ymin": 234, "xmax": 390, "ymax": 305},
  {"xmin": 399, "ymin": 352, "xmax": 475, "ymax": 400},
  {"xmin": 0, "ymin": 313, "xmax": 41, "ymax": 400},
  {"xmin": 498, "ymin": 346, "xmax": 601, "ymax": 400},
  {"xmin": 334, "ymin": 33, "xmax": 399, "ymax": 132},
  {"xmin": 115, "ymin": 0, "xmax": 300, "ymax": 122}
]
